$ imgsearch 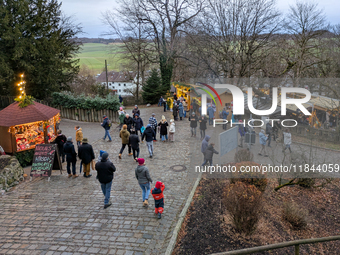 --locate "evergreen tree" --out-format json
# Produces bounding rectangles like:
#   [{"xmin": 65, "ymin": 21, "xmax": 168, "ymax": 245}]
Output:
[
  {"xmin": 0, "ymin": 0, "xmax": 81, "ymax": 99},
  {"xmin": 142, "ymin": 69, "xmax": 162, "ymax": 104}
]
